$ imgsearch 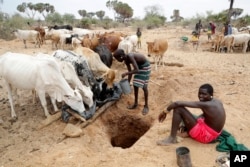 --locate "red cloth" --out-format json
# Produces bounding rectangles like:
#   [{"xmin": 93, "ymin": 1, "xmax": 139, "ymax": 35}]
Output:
[
  {"xmin": 189, "ymin": 118, "xmax": 221, "ymax": 143},
  {"xmin": 211, "ymin": 23, "xmax": 216, "ymax": 34}
]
